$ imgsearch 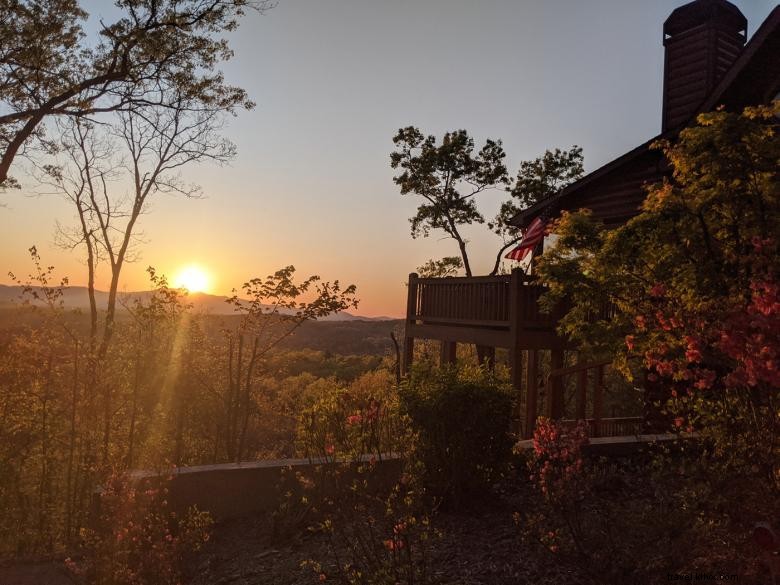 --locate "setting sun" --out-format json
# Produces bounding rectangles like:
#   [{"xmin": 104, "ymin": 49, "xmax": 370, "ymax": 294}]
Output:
[{"xmin": 173, "ymin": 265, "xmax": 211, "ymax": 293}]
